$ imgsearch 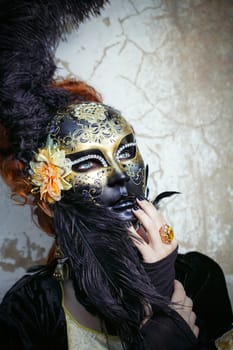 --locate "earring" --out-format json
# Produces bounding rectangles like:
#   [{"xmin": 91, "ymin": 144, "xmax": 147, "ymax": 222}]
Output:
[{"xmin": 53, "ymin": 245, "xmax": 69, "ymax": 281}]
